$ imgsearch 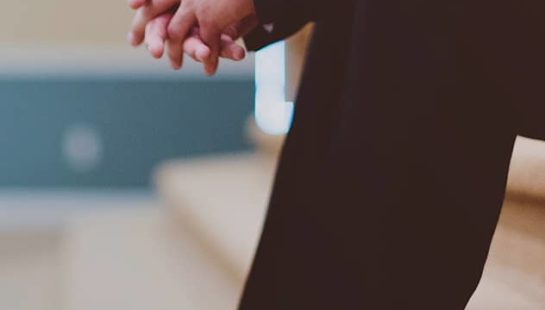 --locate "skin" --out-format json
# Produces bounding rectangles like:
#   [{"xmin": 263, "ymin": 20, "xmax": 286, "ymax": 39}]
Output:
[{"xmin": 128, "ymin": 0, "xmax": 257, "ymax": 75}]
